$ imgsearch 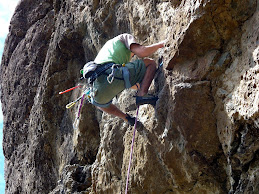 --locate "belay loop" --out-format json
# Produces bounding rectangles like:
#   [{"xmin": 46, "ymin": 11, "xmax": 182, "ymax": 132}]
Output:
[
  {"xmin": 106, "ymin": 63, "xmax": 132, "ymax": 89},
  {"xmin": 81, "ymin": 62, "xmax": 131, "ymax": 89},
  {"xmin": 81, "ymin": 62, "xmax": 117, "ymax": 84},
  {"xmin": 107, "ymin": 64, "xmax": 118, "ymax": 84}
]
